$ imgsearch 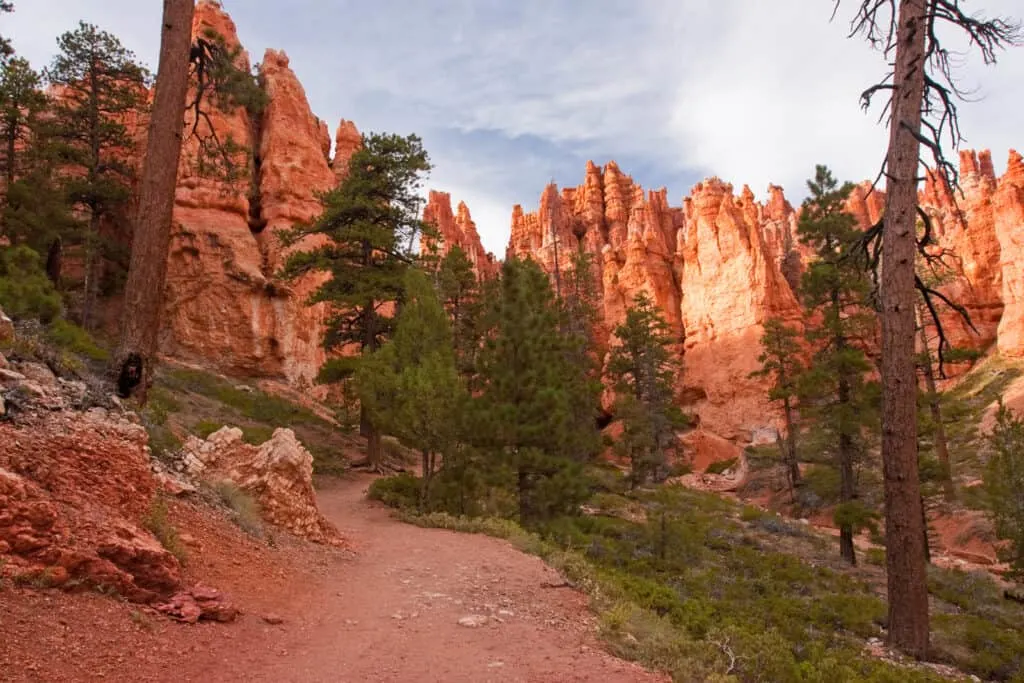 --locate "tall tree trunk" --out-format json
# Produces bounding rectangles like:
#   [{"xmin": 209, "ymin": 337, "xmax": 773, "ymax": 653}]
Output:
[
  {"xmin": 881, "ymin": 0, "xmax": 930, "ymax": 658},
  {"xmin": 918, "ymin": 317, "xmax": 955, "ymax": 501},
  {"xmin": 782, "ymin": 396, "xmax": 801, "ymax": 491},
  {"xmin": 81, "ymin": 211, "xmax": 101, "ymax": 331},
  {"xmin": 838, "ymin": 372, "xmax": 857, "ymax": 566},
  {"xmin": 115, "ymin": 0, "xmax": 194, "ymax": 403}
]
